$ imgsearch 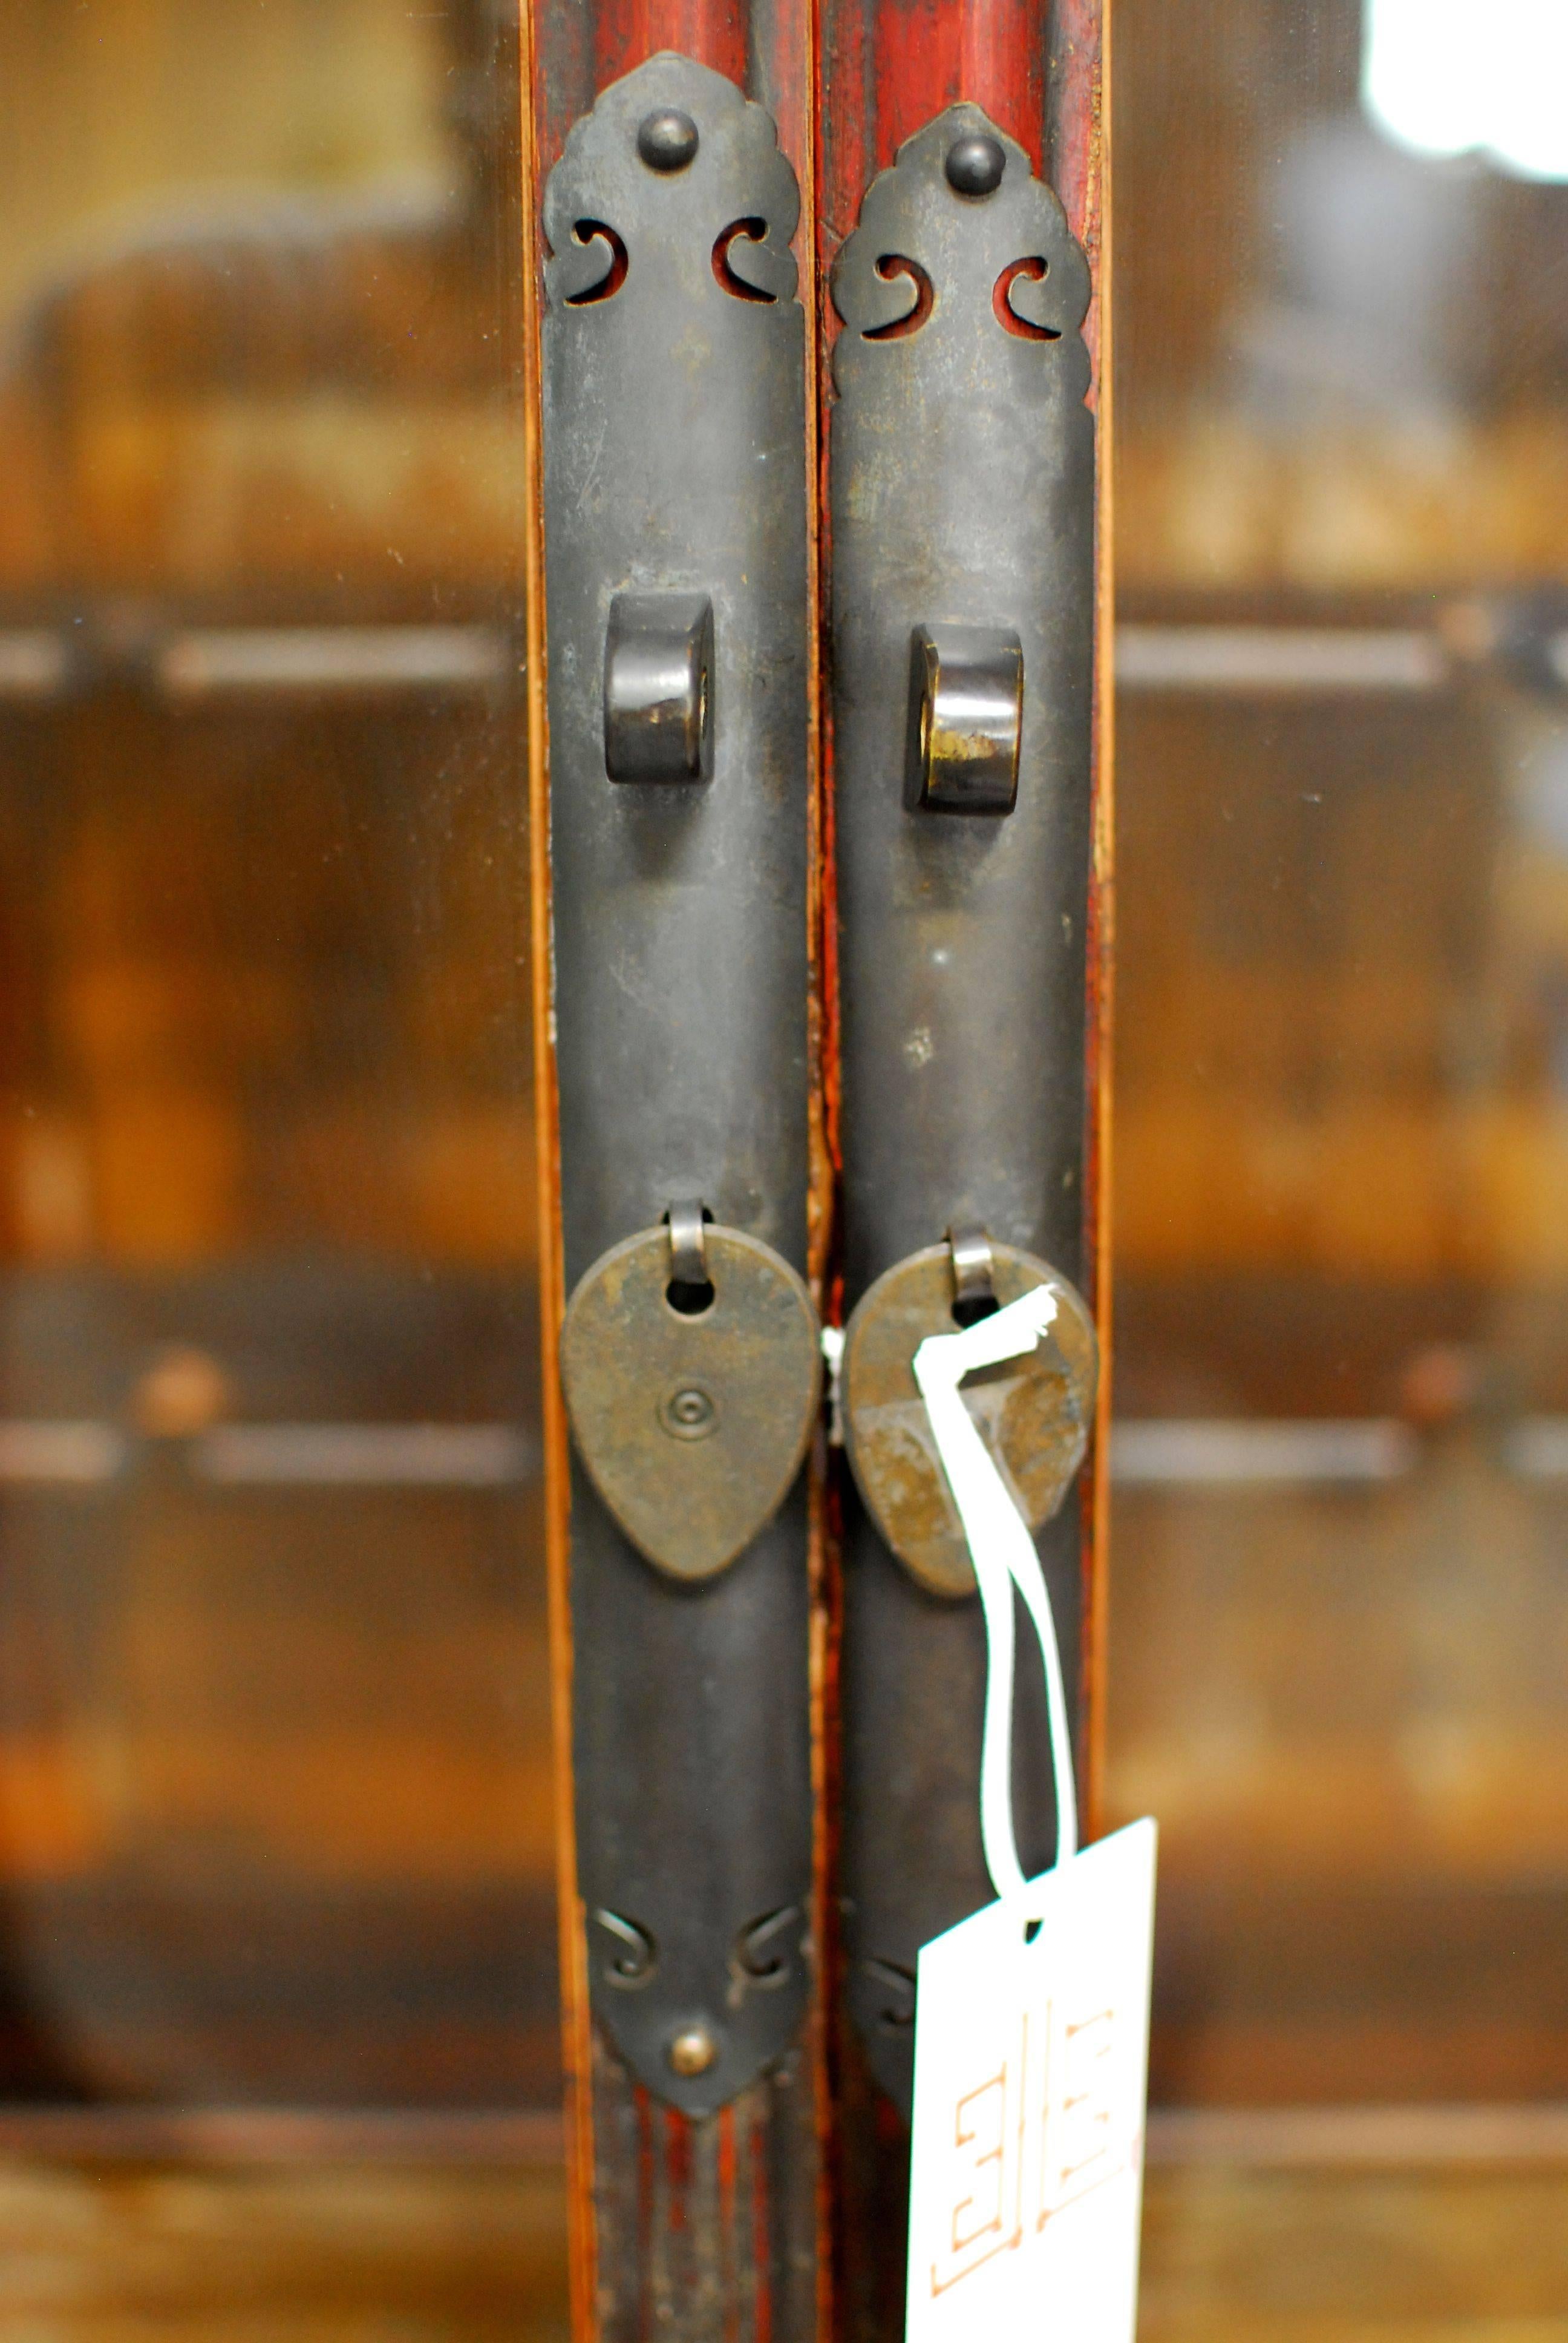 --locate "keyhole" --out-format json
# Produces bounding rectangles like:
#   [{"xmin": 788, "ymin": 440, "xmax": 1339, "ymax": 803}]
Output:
[{"xmin": 951, "ymin": 1291, "xmax": 999, "ymax": 1329}]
